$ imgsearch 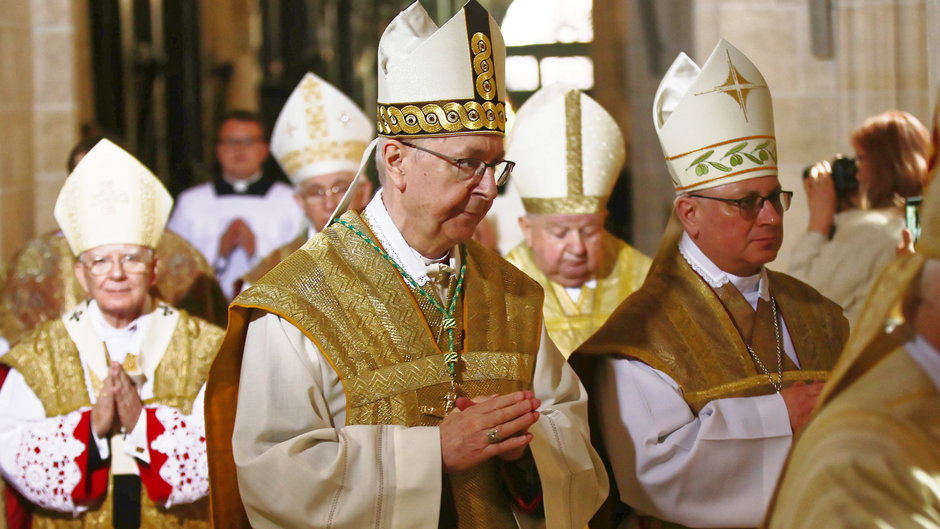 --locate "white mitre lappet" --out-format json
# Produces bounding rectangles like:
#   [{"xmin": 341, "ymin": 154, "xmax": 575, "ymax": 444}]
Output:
[
  {"xmin": 270, "ymin": 72, "xmax": 373, "ymax": 187},
  {"xmin": 654, "ymin": 39, "xmax": 777, "ymax": 194},
  {"xmin": 330, "ymin": 0, "xmax": 507, "ymax": 221},
  {"xmin": 508, "ymin": 83, "xmax": 625, "ymax": 215},
  {"xmin": 53, "ymin": 139, "xmax": 173, "ymax": 256}
]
